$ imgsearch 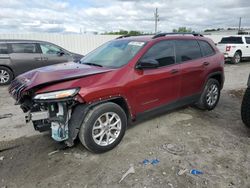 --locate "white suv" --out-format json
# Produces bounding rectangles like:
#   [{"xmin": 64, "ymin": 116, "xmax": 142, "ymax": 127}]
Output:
[{"xmin": 217, "ymin": 35, "xmax": 250, "ymax": 64}]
